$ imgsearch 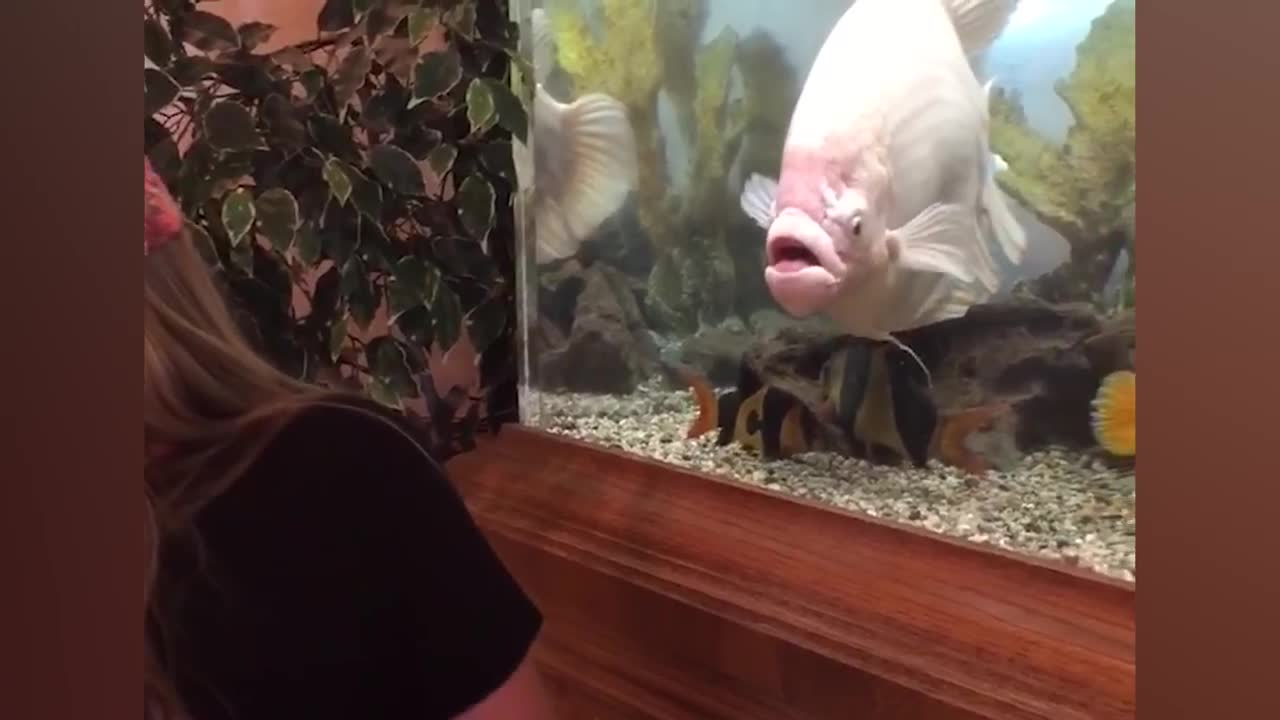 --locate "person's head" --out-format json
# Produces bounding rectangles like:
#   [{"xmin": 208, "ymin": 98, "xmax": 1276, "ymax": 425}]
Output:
[{"xmin": 143, "ymin": 157, "xmax": 322, "ymax": 717}]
